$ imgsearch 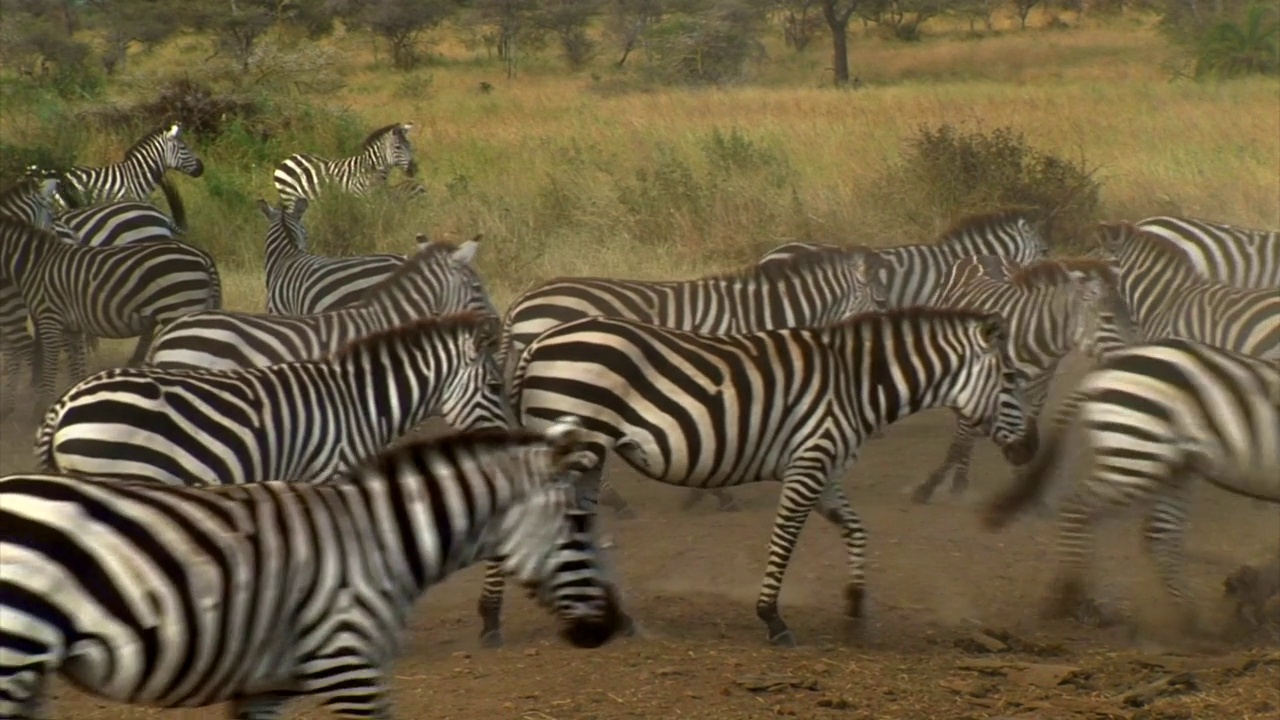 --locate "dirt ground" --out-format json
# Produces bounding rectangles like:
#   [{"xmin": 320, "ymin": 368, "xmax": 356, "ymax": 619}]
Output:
[{"xmin": 4, "ymin": 368, "xmax": 1279, "ymax": 720}]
